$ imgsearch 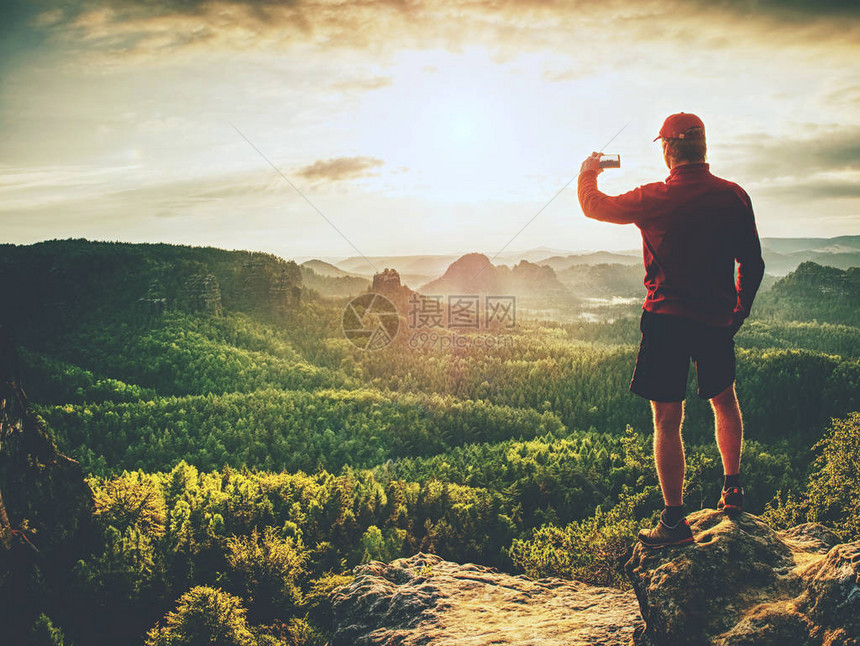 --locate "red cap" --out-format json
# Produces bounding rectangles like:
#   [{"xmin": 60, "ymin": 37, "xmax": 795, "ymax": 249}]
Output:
[{"xmin": 654, "ymin": 113, "xmax": 705, "ymax": 141}]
